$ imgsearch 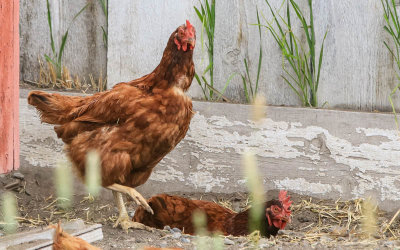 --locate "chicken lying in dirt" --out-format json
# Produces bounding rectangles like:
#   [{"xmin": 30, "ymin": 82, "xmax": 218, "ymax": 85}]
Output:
[
  {"xmin": 28, "ymin": 20, "xmax": 196, "ymax": 231},
  {"xmin": 133, "ymin": 190, "xmax": 292, "ymax": 238},
  {"xmin": 51, "ymin": 222, "xmax": 100, "ymax": 250}
]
